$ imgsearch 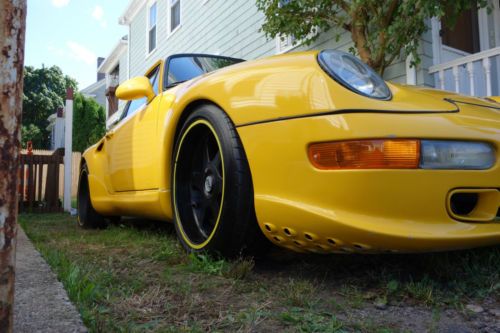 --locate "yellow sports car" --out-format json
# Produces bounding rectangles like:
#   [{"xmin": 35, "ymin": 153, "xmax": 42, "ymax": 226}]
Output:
[{"xmin": 78, "ymin": 50, "xmax": 500, "ymax": 257}]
